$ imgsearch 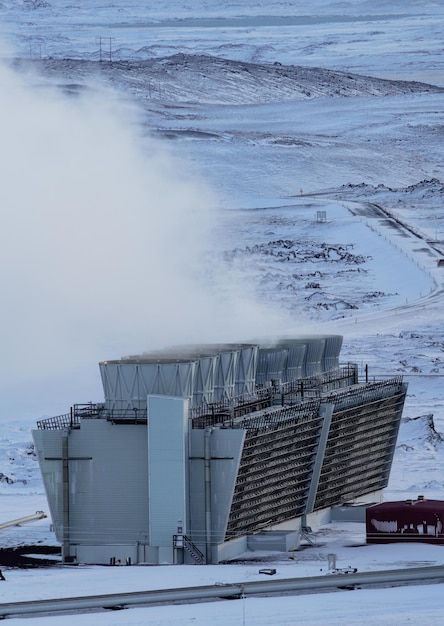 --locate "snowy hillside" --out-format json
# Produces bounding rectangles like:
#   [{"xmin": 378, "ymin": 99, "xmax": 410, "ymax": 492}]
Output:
[{"xmin": 12, "ymin": 55, "xmax": 444, "ymax": 106}]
